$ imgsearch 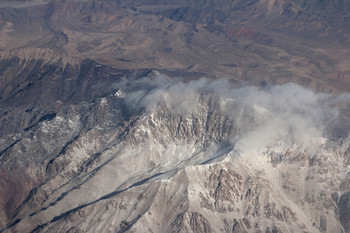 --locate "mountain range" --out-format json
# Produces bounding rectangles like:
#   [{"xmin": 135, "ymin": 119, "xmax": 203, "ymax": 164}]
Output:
[{"xmin": 1, "ymin": 0, "xmax": 350, "ymax": 232}]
